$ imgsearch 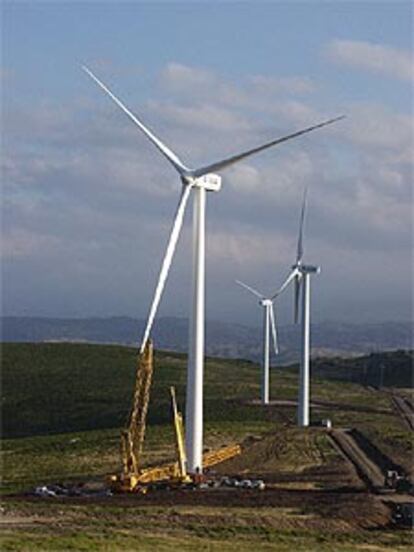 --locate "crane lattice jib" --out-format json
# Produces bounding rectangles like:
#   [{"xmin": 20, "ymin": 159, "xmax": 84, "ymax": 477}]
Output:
[
  {"xmin": 121, "ymin": 340, "xmax": 153, "ymax": 475},
  {"xmin": 170, "ymin": 386, "xmax": 188, "ymax": 478}
]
